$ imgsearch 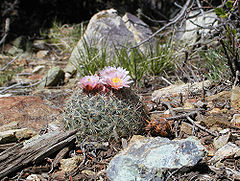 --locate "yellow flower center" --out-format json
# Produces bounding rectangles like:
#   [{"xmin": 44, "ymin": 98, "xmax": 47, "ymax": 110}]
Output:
[{"xmin": 112, "ymin": 77, "xmax": 122, "ymax": 87}]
